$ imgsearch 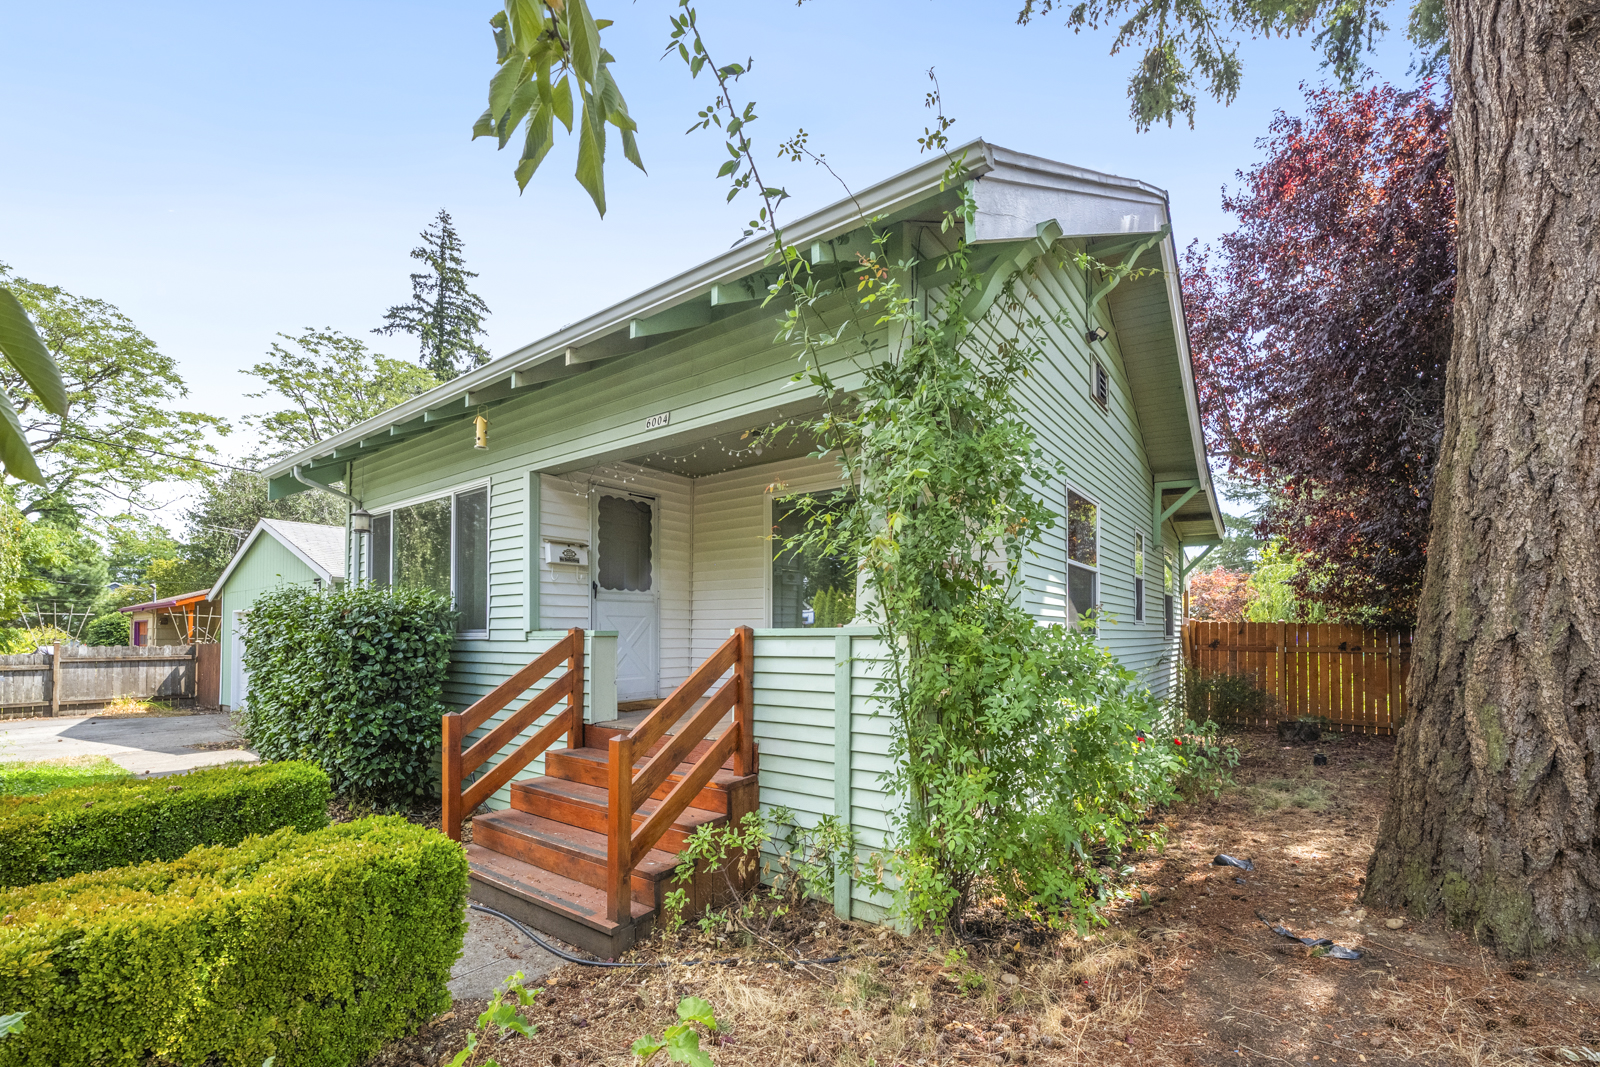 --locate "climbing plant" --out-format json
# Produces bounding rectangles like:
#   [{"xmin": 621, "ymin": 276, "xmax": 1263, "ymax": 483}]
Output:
[{"xmin": 654, "ymin": 18, "xmax": 1223, "ymax": 929}]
